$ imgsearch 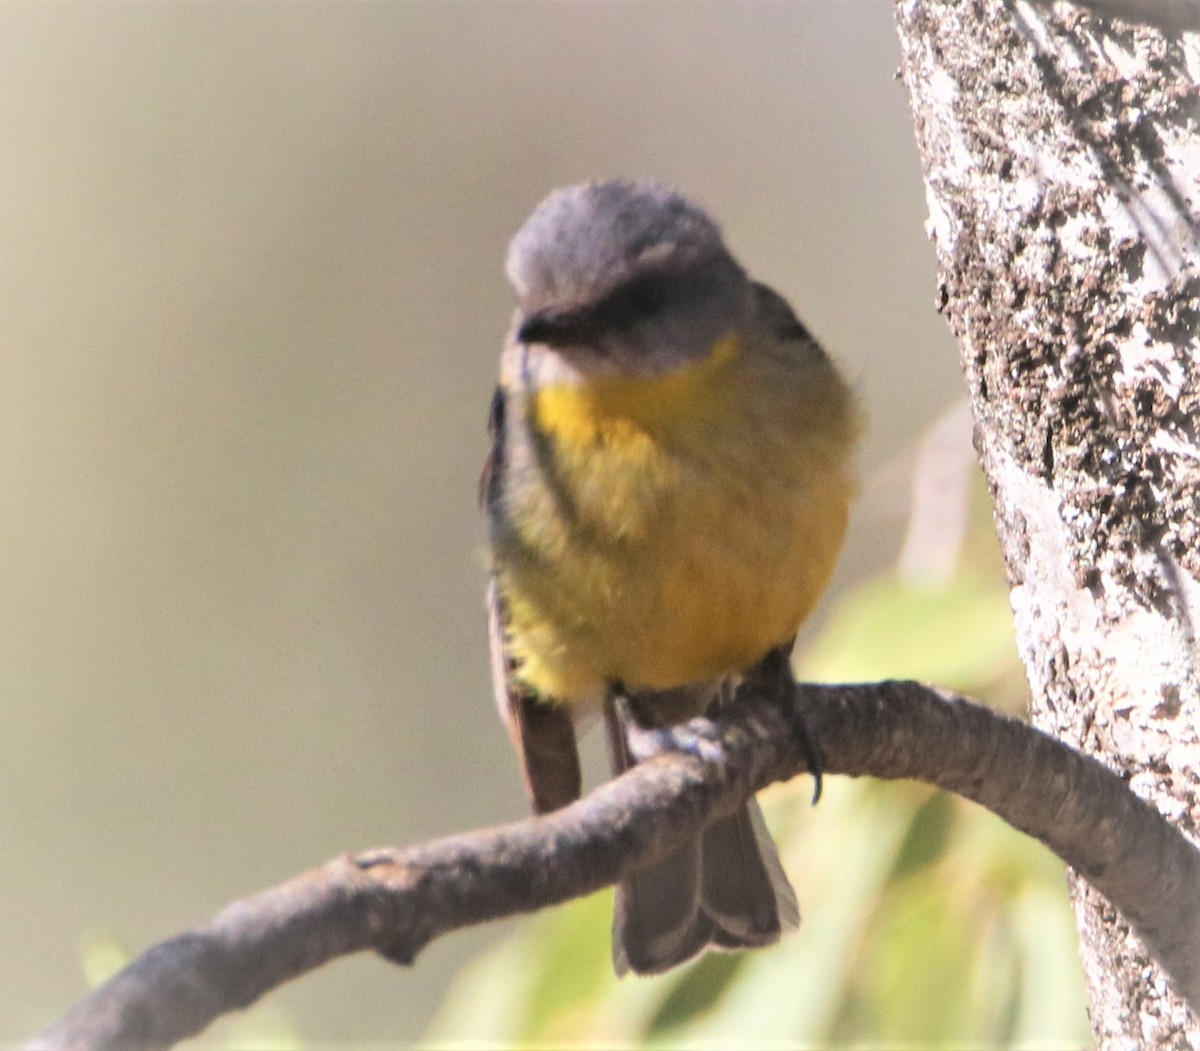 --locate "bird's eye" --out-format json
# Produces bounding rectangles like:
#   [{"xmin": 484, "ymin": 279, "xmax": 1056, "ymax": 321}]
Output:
[
  {"xmin": 623, "ymin": 278, "xmax": 668, "ymax": 315},
  {"xmin": 600, "ymin": 275, "xmax": 672, "ymax": 328}
]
